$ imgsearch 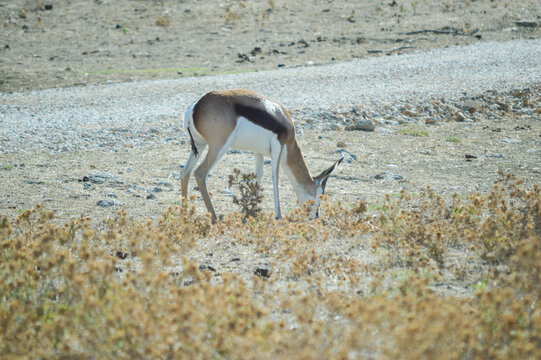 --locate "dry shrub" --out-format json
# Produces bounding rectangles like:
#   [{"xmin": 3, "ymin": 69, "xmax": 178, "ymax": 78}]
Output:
[
  {"xmin": 155, "ymin": 16, "xmax": 171, "ymax": 27},
  {"xmin": 224, "ymin": 4, "xmax": 243, "ymax": 23},
  {"xmin": 228, "ymin": 169, "xmax": 263, "ymax": 220},
  {"xmin": 1, "ymin": 173, "xmax": 540, "ymax": 359}
]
